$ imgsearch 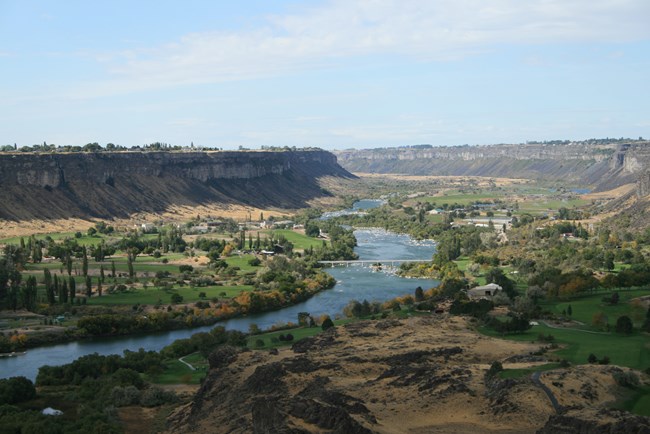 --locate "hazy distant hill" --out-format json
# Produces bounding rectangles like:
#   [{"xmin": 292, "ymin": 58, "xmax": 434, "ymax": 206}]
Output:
[
  {"xmin": 0, "ymin": 150, "xmax": 354, "ymax": 221},
  {"xmin": 335, "ymin": 141, "xmax": 650, "ymax": 191}
]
